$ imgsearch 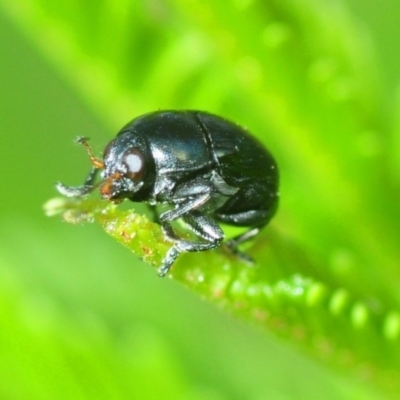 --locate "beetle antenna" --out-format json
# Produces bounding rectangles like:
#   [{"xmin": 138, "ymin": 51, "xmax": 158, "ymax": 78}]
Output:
[{"xmin": 76, "ymin": 136, "xmax": 105, "ymax": 169}]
